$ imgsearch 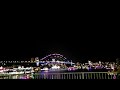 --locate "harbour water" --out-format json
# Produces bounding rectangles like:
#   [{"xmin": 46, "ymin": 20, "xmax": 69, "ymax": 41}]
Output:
[
  {"xmin": 0, "ymin": 69, "xmax": 117, "ymax": 79},
  {"xmin": 34, "ymin": 69, "xmax": 116, "ymax": 79}
]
